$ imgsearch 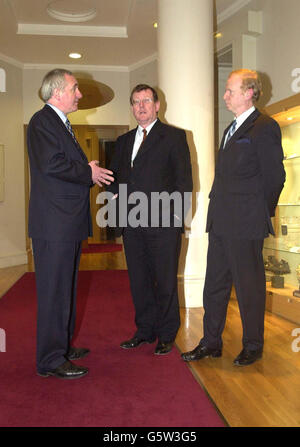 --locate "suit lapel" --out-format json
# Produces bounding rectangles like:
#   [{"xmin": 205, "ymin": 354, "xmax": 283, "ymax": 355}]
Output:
[
  {"xmin": 223, "ymin": 108, "xmax": 260, "ymax": 150},
  {"xmin": 133, "ymin": 119, "xmax": 164, "ymax": 165},
  {"xmin": 220, "ymin": 121, "xmax": 234, "ymax": 150},
  {"xmin": 44, "ymin": 105, "xmax": 87, "ymax": 162}
]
